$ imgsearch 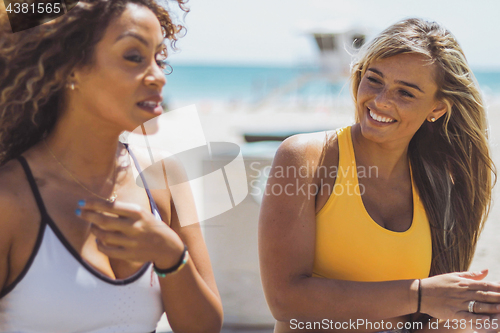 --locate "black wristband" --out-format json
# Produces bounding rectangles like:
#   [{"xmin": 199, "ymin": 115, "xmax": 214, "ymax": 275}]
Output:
[
  {"xmin": 153, "ymin": 244, "xmax": 188, "ymax": 276},
  {"xmin": 417, "ymin": 279, "xmax": 422, "ymax": 313}
]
